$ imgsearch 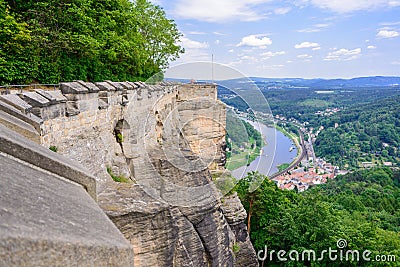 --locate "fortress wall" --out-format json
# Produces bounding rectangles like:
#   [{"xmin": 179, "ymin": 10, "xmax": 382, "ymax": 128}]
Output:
[{"xmin": 0, "ymin": 80, "xmax": 258, "ymax": 267}]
